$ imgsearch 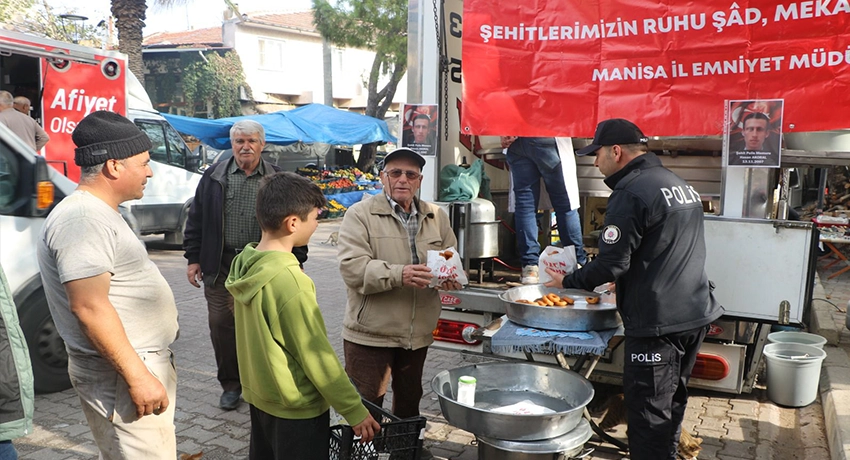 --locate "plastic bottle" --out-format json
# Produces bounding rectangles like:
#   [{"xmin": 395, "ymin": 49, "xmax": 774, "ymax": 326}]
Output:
[{"xmin": 457, "ymin": 375, "xmax": 476, "ymax": 406}]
